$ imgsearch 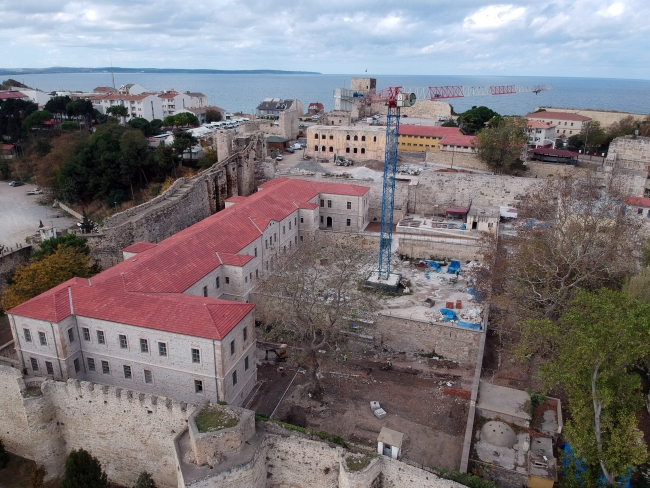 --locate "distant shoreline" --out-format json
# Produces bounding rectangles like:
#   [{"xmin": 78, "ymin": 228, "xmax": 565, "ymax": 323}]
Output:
[{"xmin": 0, "ymin": 67, "xmax": 320, "ymax": 75}]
